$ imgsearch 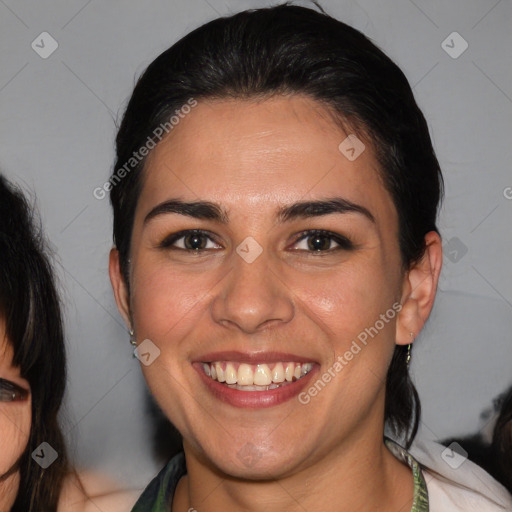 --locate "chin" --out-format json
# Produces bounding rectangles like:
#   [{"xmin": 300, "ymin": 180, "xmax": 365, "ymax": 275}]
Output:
[{"xmin": 197, "ymin": 437, "xmax": 309, "ymax": 481}]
